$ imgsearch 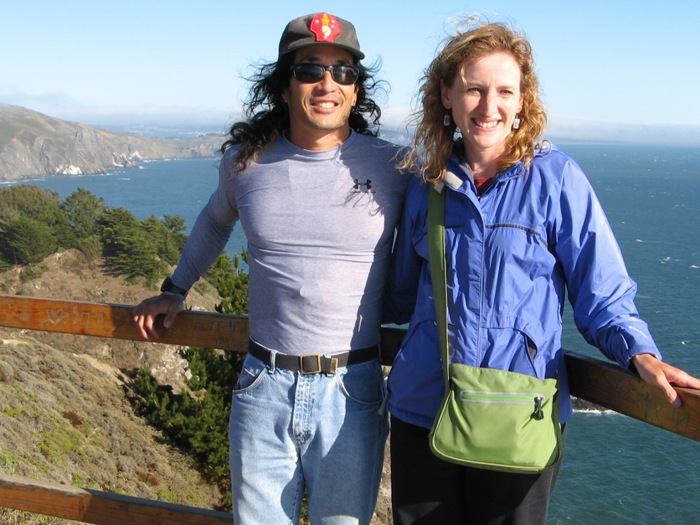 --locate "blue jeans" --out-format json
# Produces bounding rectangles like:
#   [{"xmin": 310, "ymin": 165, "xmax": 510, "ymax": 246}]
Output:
[{"xmin": 229, "ymin": 350, "xmax": 389, "ymax": 525}]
